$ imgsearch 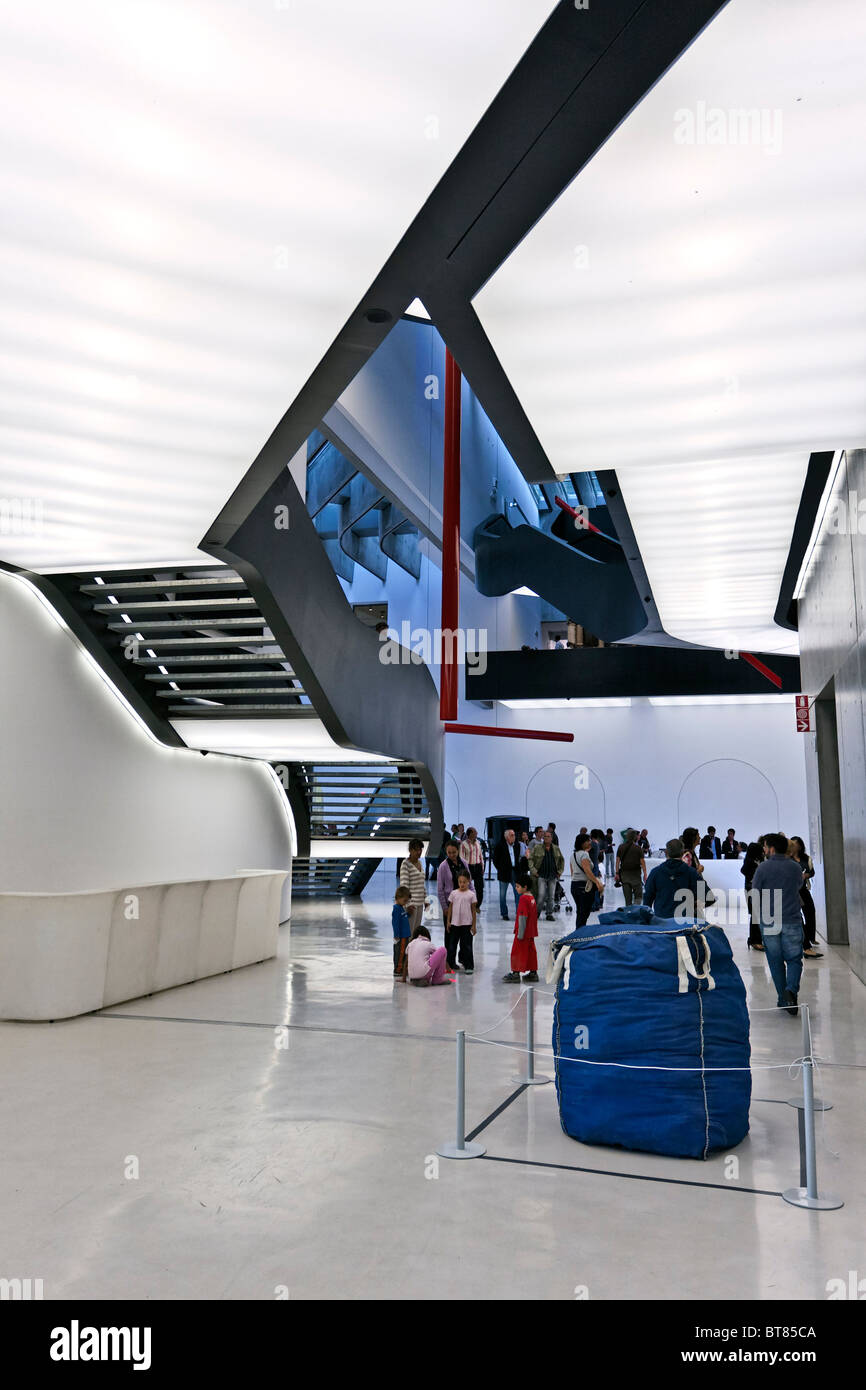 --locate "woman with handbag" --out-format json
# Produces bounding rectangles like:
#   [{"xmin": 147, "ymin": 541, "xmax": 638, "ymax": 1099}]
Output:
[
  {"xmin": 789, "ymin": 836, "xmax": 822, "ymax": 957},
  {"xmin": 571, "ymin": 833, "xmax": 604, "ymax": 926},
  {"xmin": 742, "ymin": 835, "xmax": 767, "ymax": 949}
]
